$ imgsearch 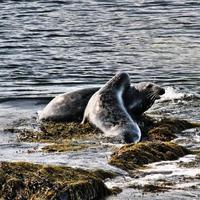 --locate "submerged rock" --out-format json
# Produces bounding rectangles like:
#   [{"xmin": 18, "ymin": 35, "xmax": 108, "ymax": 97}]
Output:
[
  {"xmin": 109, "ymin": 141, "xmax": 191, "ymax": 171},
  {"xmin": 42, "ymin": 142, "xmax": 90, "ymax": 153},
  {"xmin": 179, "ymin": 152, "xmax": 200, "ymax": 168},
  {"xmin": 0, "ymin": 161, "xmax": 112, "ymax": 200},
  {"xmin": 129, "ymin": 182, "xmax": 173, "ymax": 193}
]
